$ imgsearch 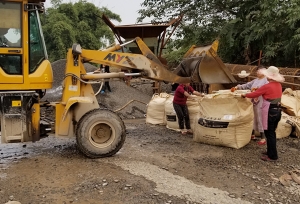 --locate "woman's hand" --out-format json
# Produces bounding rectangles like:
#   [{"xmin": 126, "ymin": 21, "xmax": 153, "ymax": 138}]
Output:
[{"xmin": 251, "ymin": 87, "xmax": 258, "ymax": 92}]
